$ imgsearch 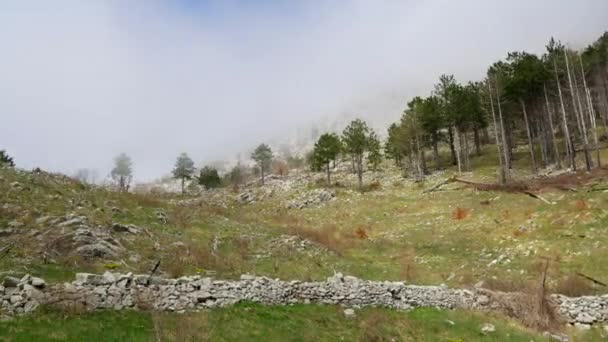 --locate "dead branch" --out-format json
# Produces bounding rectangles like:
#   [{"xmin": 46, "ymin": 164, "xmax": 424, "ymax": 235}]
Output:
[{"xmin": 576, "ymin": 272, "xmax": 607, "ymax": 287}]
